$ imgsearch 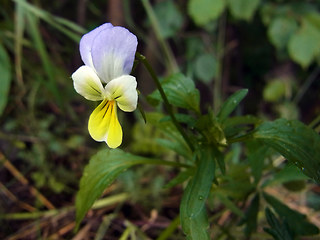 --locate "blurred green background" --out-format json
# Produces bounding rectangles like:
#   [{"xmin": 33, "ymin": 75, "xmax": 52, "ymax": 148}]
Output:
[{"xmin": 0, "ymin": 0, "xmax": 320, "ymax": 239}]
